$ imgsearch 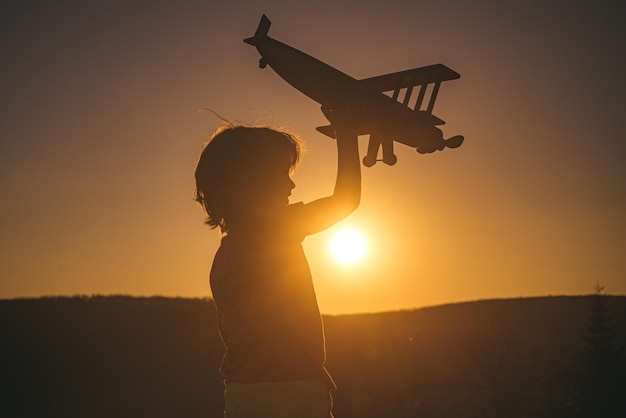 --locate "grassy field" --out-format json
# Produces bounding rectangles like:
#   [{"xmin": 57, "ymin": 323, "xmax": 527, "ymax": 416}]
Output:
[{"xmin": 2, "ymin": 294, "xmax": 625, "ymax": 417}]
